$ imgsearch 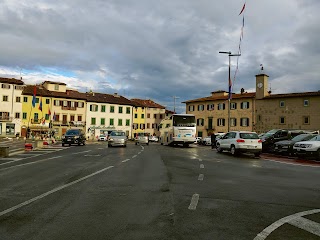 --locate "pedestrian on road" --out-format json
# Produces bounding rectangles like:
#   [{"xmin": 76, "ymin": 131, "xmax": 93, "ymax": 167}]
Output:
[{"xmin": 211, "ymin": 133, "xmax": 216, "ymax": 149}]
